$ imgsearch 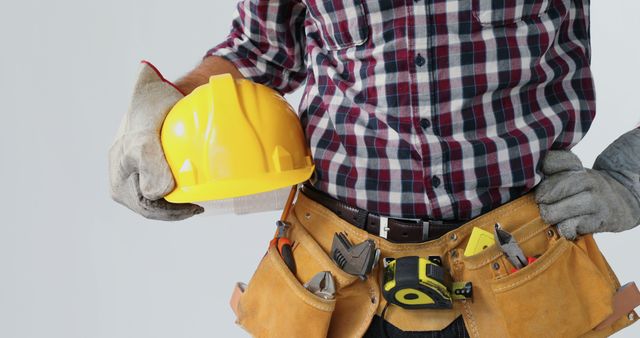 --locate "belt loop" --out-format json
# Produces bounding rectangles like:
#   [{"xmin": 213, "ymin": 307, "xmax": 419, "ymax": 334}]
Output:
[
  {"xmin": 422, "ymin": 221, "xmax": 430, "ymax": 241},
  {"xmin": 379, "ymin": 217, "xmax": 390, "ymax": 239},
  {"xmin": 355, "ymin": 209, "xmax": 368, "ymax": 229}
]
